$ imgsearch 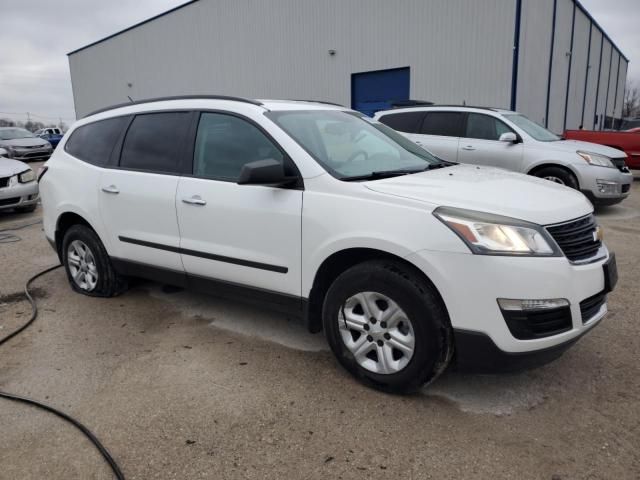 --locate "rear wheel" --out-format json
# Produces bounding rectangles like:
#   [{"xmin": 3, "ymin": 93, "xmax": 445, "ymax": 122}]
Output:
[
  {"xmin": 532, "ymin": 166, "xmax": 578, "ymax": 189},
  {"xmin": 61, "ymin": 225, "xmax": 127, "ymax": 297},
  {"xmin": 322, "ymin": 260, "xmax": 453, "ymax": 393}
]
